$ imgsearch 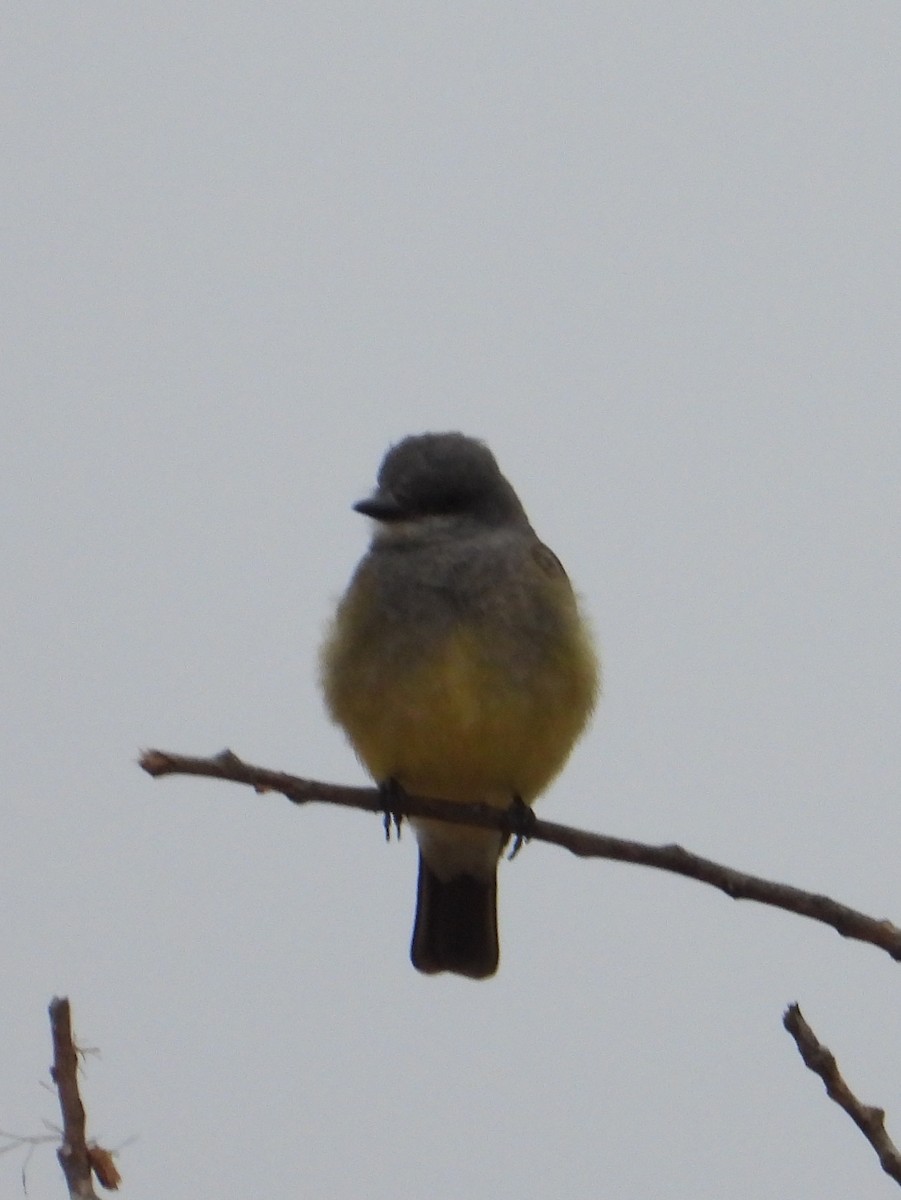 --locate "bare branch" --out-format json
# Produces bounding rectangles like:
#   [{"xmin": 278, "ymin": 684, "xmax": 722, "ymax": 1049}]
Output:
[
  {"xmin": 140, "ymin": 748, "xmax": 901, "ymax": 962},
  {"xmin": 49, "ymin": 996, "xmax": 99, "ymax": 1198},
  {"xmin": 784, "ymin": 1004, "xmax": 901, "ymax": 1187},
  {"xmin": 49, "ymin": 998, "xmax": 120, "ymax": 1196}
]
